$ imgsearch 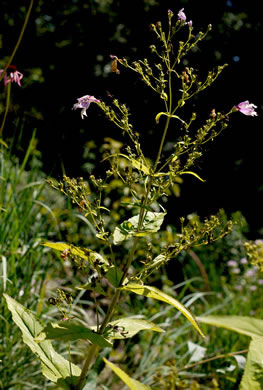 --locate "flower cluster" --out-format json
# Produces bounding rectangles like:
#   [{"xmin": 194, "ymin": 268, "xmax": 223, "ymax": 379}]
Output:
[
  {"xmin": 73, "ymin": 95, "xmax": 100, "ymax": 119},
  {"xmin": 0, "ymin": 65, "xmax": 23, "ymax": 87},
  {"xmin": 227, "ymin": 249, "xmax": 263, "ymax": 293}
]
